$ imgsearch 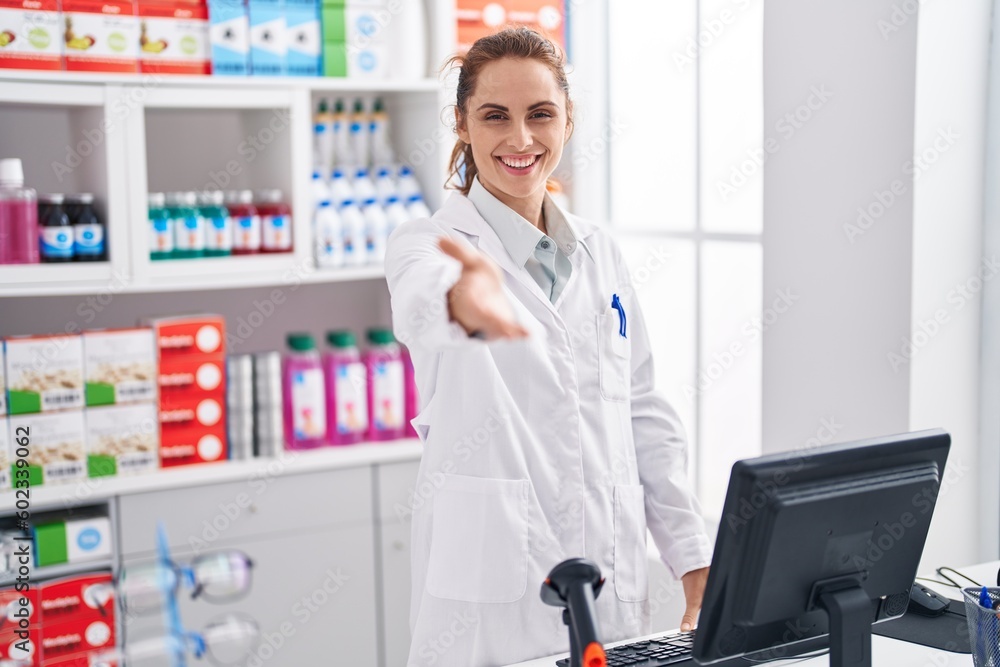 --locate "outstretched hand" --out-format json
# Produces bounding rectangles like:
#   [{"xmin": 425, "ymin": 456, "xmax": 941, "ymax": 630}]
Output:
[{"xmin": 438, "ymin": 236, "xmax": 529, "ymax": 341}]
